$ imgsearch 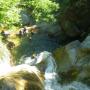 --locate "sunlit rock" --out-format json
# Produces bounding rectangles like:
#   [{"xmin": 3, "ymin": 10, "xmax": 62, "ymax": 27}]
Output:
[
  {"xmin": 0, "ymin": 41, "xmax": 44, "ymax": 90},
  {"xmin": 0, "ymin": 64, "xmax": 44, "ymax": 90}
]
